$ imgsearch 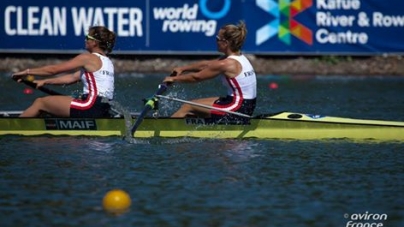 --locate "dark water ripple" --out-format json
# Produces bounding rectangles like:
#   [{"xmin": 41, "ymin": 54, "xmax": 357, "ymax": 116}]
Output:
[
  {"xmin": 1, "ymin": 137, "xmax": 403, "ymax": 227},
  {"xmin": 1, "ymin": 74, "xmax": 404, "ymax": 226}
]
